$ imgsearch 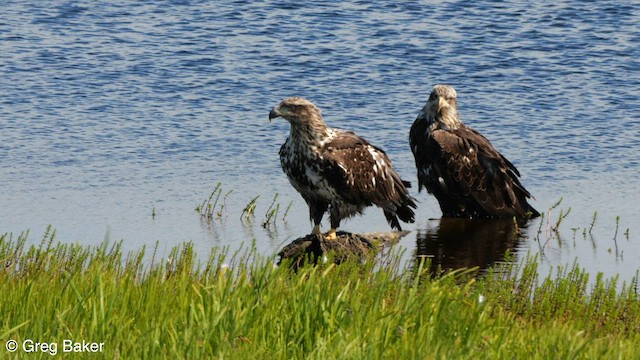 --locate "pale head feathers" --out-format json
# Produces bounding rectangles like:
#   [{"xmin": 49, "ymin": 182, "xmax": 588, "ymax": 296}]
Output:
[
  {"xmin": 421, "ymin": 84, "xmax": 462, "ymax": 130},
  {"xmin": 269, "ymin": 97, "xmax": 329, "ymax": 139},
  {"xmin": 431, "ymin": 84, "xmax": 457, "ymax": 100},
  {"xmin": 270, "ymin": 97, "xmax": 322, "ymax": 125}
]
